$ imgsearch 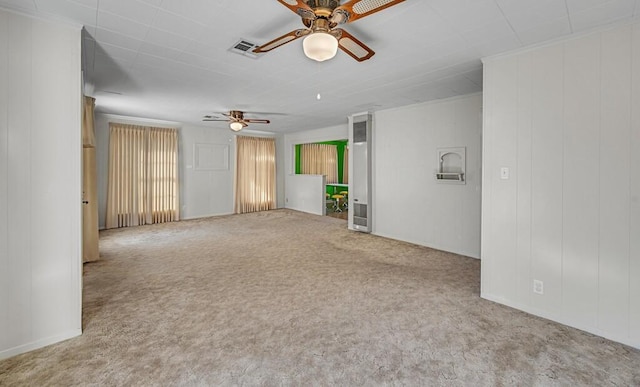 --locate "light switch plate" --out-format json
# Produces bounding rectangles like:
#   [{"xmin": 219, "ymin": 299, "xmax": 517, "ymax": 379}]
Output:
[
  {"xmin": 500, "ymin": 167, "xmax": 510, "ymax": 180},
  {"xmin": 533, "ymin": 279, "xmax": 544, "ymax": 295}
]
